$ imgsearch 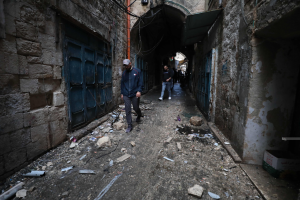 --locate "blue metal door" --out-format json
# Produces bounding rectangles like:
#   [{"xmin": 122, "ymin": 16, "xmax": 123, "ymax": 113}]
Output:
[
  {"xmin": 64, "ymin": 22, "xmax": 112, "ymax": 129},
  {"xmin": 196, "ymin": 50, "xmax": 212, "ymax": 115}
]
